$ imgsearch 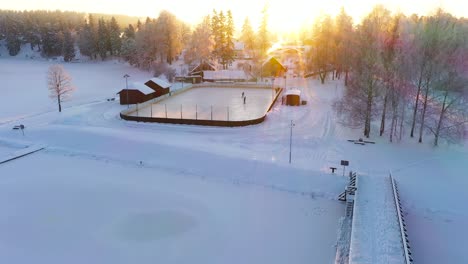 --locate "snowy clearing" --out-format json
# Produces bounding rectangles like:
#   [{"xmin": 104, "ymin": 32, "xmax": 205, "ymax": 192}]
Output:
[{"xmin": 0, "ymin": 58, "xmax": 467, "ymax": 263}]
